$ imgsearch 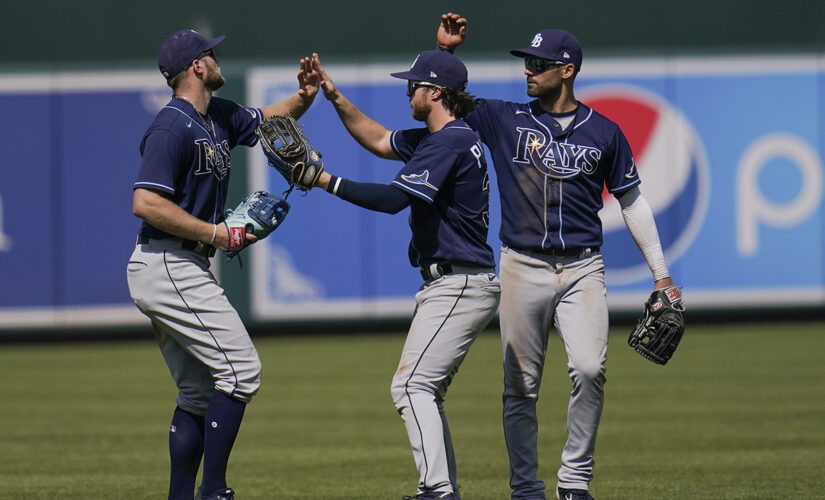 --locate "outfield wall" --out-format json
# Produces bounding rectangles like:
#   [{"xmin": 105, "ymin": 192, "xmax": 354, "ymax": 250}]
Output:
[{"xmin": 1, "ymin": 54, "xmax": 824, "ymax": 332}]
